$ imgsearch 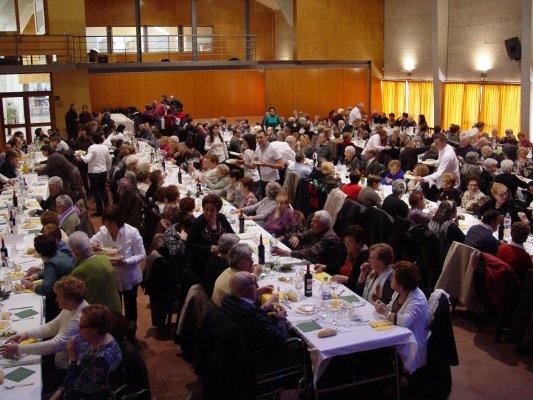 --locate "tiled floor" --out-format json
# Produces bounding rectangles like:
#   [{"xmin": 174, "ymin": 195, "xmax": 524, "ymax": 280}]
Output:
[{"xmin": 88, "ymin": 205, "xmax": 533, "ymax": 400}]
